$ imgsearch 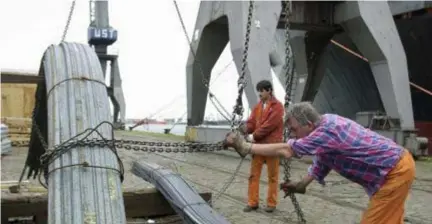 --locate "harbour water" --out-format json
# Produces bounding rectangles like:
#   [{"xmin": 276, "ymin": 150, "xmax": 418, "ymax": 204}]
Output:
[{"xmin": 126, "ymin": 123, "xmax": 230, "ymax": 136}]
